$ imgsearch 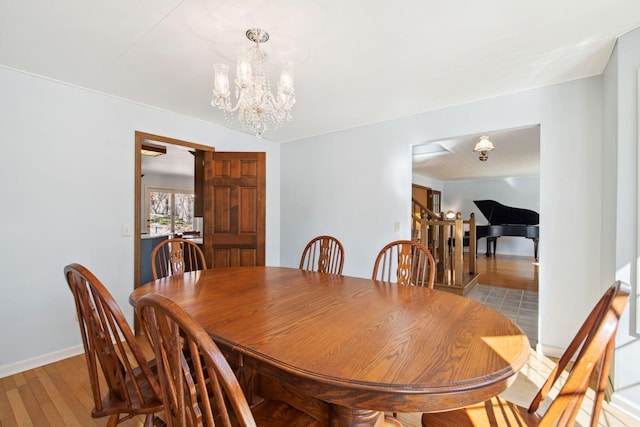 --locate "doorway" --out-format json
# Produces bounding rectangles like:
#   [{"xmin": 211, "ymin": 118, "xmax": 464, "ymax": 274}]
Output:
[
  {"xmin": 134, "ymin": 131, "xmax": 215, "ymax": 292},
  {"xmin": 411, "ymin": 126, "xmax": 540, "ymax": 347},
  {"xmin": 134, "ymin": 131, "xmax": 268, "ymax": 289}
]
